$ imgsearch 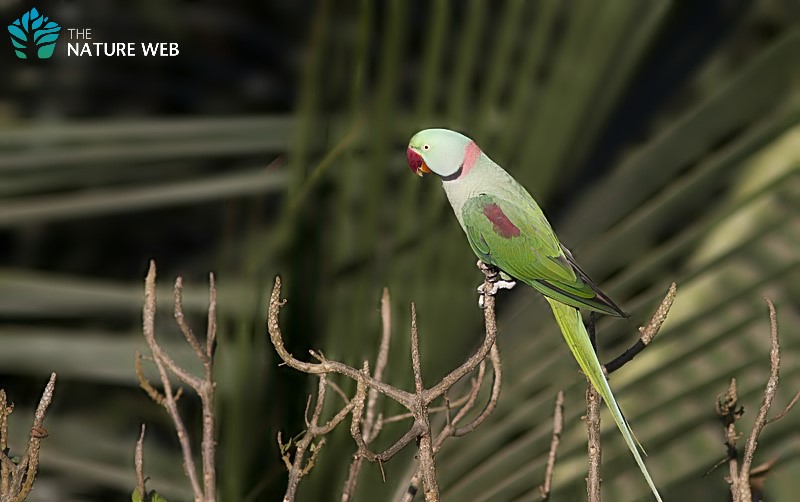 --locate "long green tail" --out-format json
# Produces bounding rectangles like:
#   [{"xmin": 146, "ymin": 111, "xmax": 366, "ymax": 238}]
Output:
[{"xmin": 545, "ymin": 297, "xmax": 662, "ymax": 501}]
